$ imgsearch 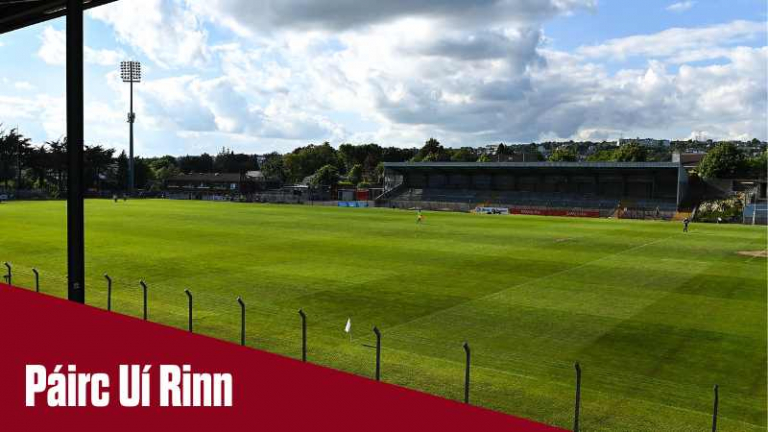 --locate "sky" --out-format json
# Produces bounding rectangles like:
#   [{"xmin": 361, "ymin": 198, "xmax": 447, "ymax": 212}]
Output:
[{"xmin": 0, "ymin": 0, "xmax": 765, "ymax": 157}]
